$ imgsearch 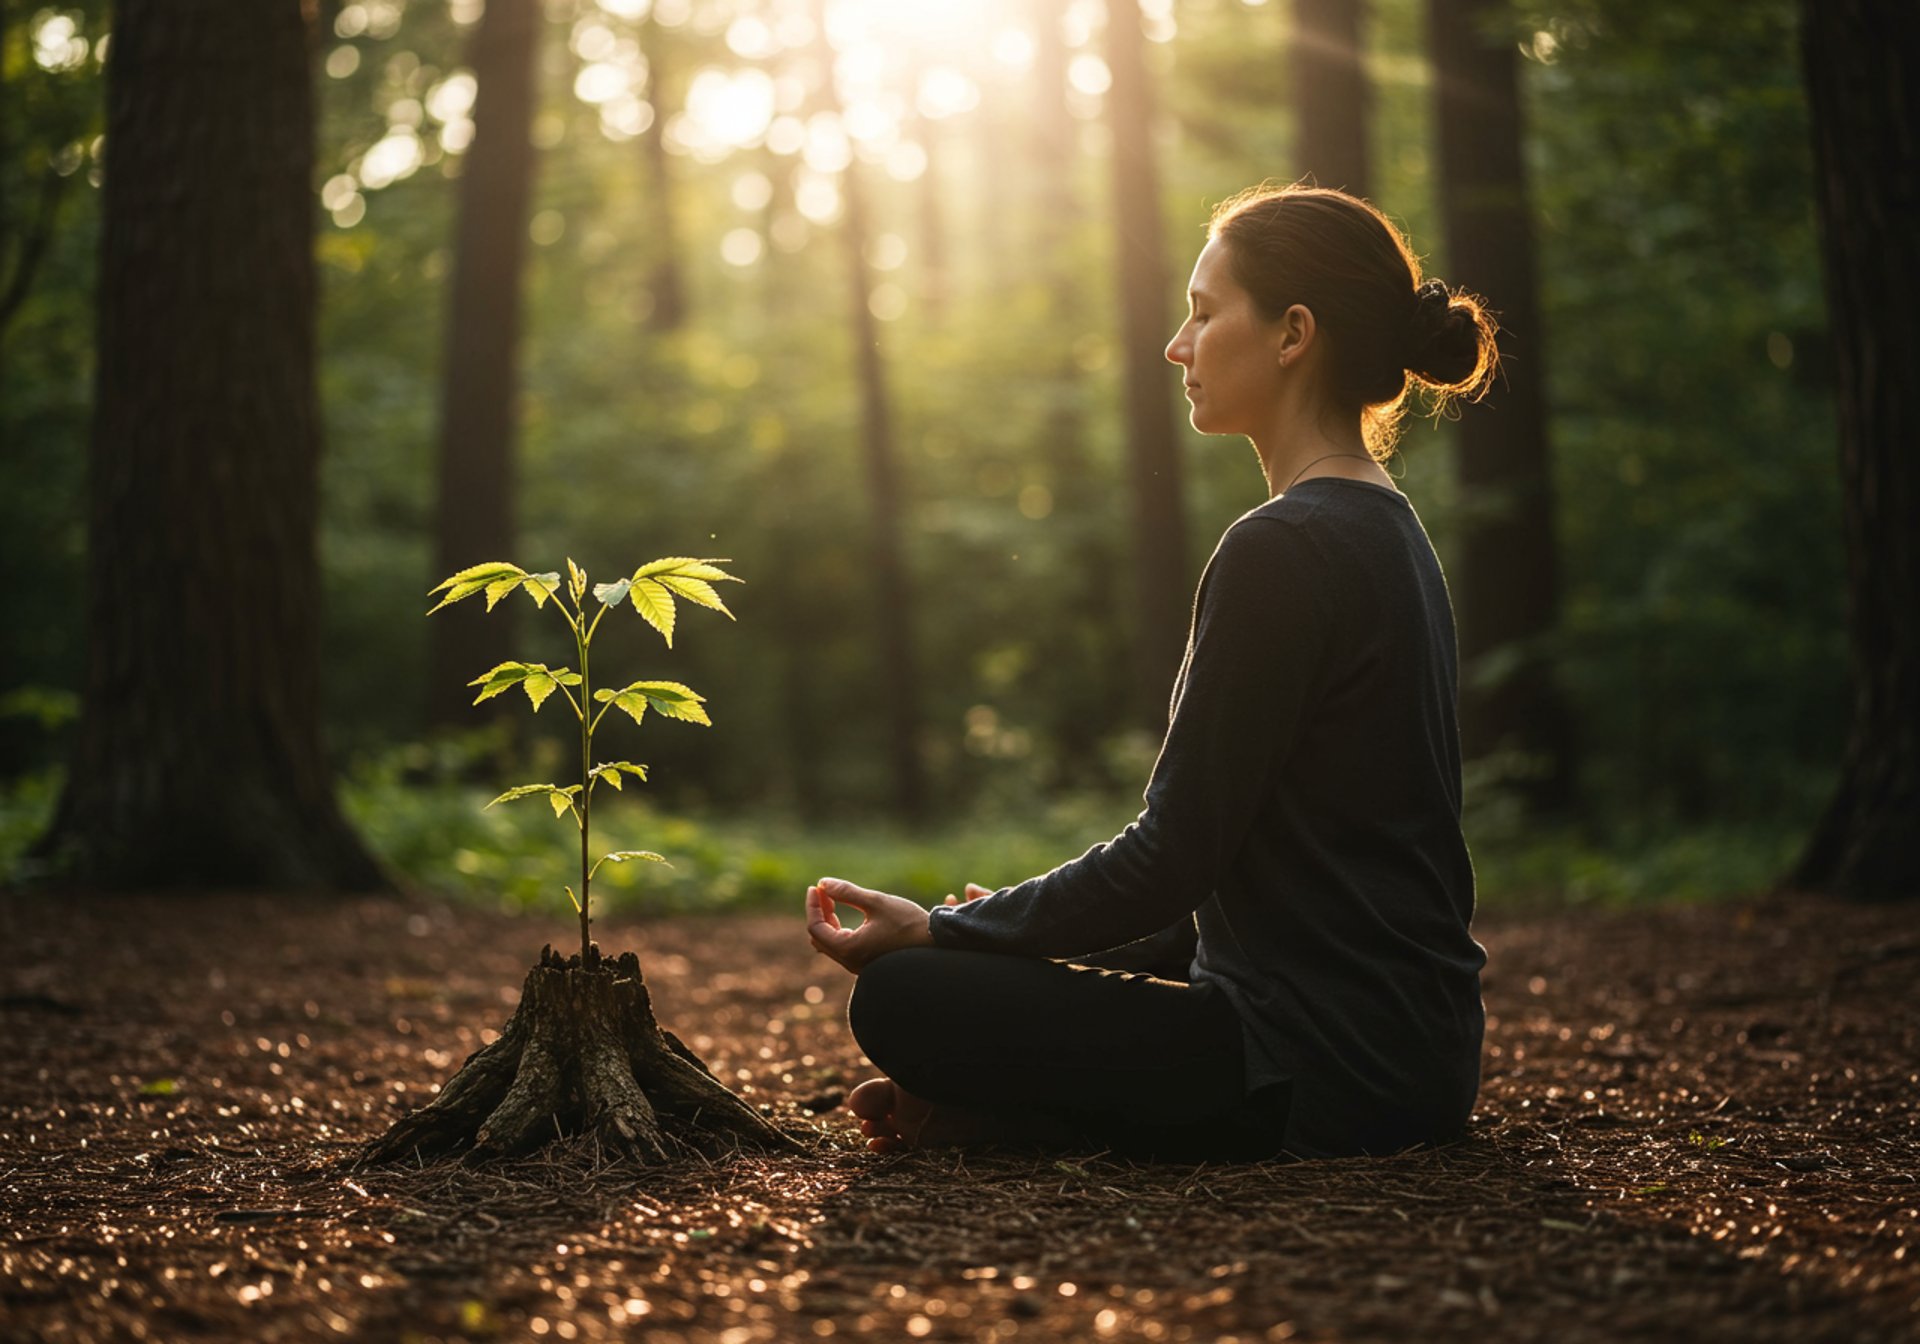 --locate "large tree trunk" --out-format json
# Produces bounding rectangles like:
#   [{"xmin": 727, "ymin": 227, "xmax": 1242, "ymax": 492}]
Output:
[
  {"xmin": 1426, "ymin": 0, "xmax": 1570, "ymax": 806},
  {"xmin": 30, "ymin": 0, "xmax": 387, "ymax": 891},
  {"xmin": 1031, "ymin": 0, "xmax": 1125, "ymax": 782},
  {"xmin": 1787, "ymin": 0, "xmax": 1920, "ymax": 901},
  {"xmin": 638, "ymin": 12, "xmax": 687, "ymax": 332},
  {"xmin": 814, "ymin": 0, "xmax": 927, "ymax": 820},
  {"xmin": 1292, "ymin": 0, "xmax": 1371, "ymax": 196},
  {"xmin": 1105, "ymin": 0, "xmax": 1190, "ymax": 728},
  {"xmin": 426, "ymin": 0, "xmax": 540, "ymax": 728}
]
